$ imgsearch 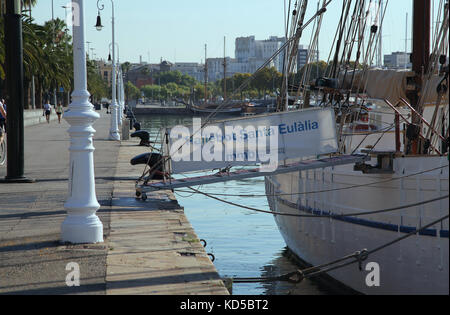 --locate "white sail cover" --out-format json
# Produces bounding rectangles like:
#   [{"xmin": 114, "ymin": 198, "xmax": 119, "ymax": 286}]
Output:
[
  {"xmin": 340, "ymin": 69, "xmax": 449, "ymax": 104},
  {"xmin": 165, "ymin": 108, "xmax": 338, "ymax": 174}
]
